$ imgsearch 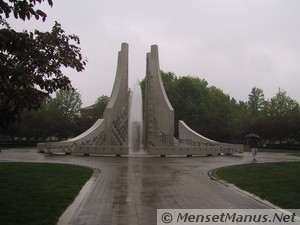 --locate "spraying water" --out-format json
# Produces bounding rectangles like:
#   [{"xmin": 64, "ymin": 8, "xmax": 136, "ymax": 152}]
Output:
[{"xmin": 128, "ymin": 82, "xmax": 143, "ymax": 153}]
